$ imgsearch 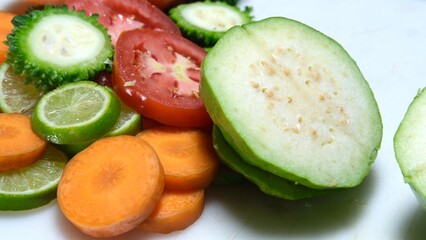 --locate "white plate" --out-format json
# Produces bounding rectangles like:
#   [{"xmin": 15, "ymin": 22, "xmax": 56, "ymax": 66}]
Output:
[{"xmin": 1, "ymin": 0, "xmax": 426, "ymax": 239}]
